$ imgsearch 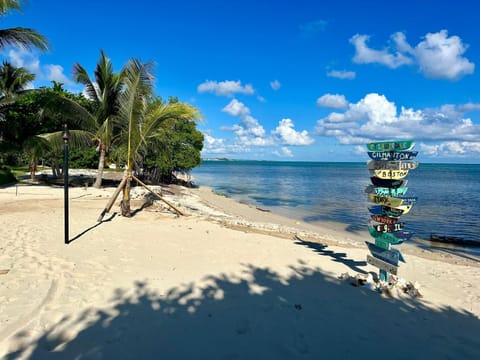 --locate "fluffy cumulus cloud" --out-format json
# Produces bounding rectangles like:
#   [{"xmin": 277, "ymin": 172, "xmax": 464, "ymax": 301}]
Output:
[
  {"xmin": 350, "ymin": 30, "xmax": 475, "ymax": 80},
  {"xmin": 314, "ymin": 92, "xmax": 480, "ymax": 156},
  {"xmin": 326, "ymin": 70, "xmax": 356, "ymax": 80},
  {"xmin": 5, "ymin": 48, "xmax": 75, "ymax": 86},
  {"xmin": 202, "ymin": 133, "xmax": 226, "ymax": 154},
  {"xmin": 316, "ymin": 94, "xmax": 348, "ymax": 109},
  {"xmin": 222, "ymin": 99, "xmax": 267, "ymax": 140},
  {"xmin": 272, "ymin": 118, "xmax": 314, "ymax": 145},
  {"xmin": 203, "ymin": 99, "xmax": 314, "ymax": 157},
  {"xmin": 197, "ymin": 80, "xmax": 255, "ymax": 97}
]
